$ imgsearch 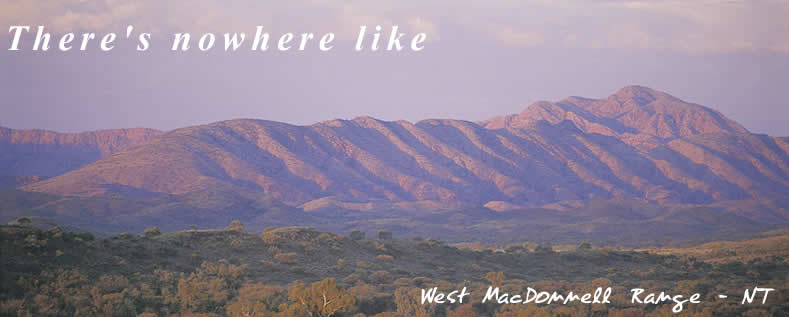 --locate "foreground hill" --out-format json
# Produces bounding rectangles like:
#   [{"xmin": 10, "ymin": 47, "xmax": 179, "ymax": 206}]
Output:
[
  {"xmin": 1, "ymin": 224, "xmax": 786, "ymax": 316},
  {"xmin": 0, "ymin": 126, "xmax": 162, "ymax": 178},
  {"xmin": 24, "ymin": 86, "xmax": 789, "ymax": 209}
]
